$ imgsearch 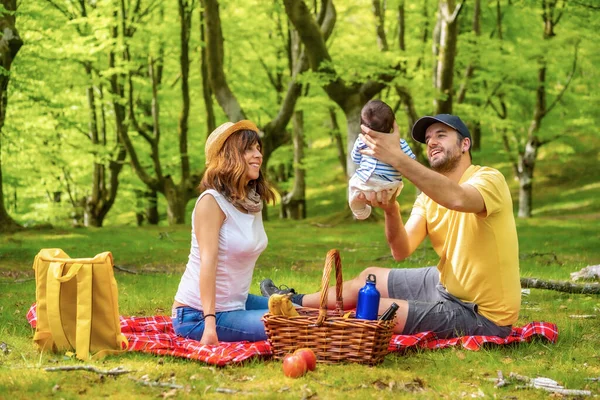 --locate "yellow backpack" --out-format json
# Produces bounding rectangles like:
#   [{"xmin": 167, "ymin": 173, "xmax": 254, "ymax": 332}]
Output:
[{"xmin": 32, "ymin": 249, "xmax": 128, "ymax": 360}]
